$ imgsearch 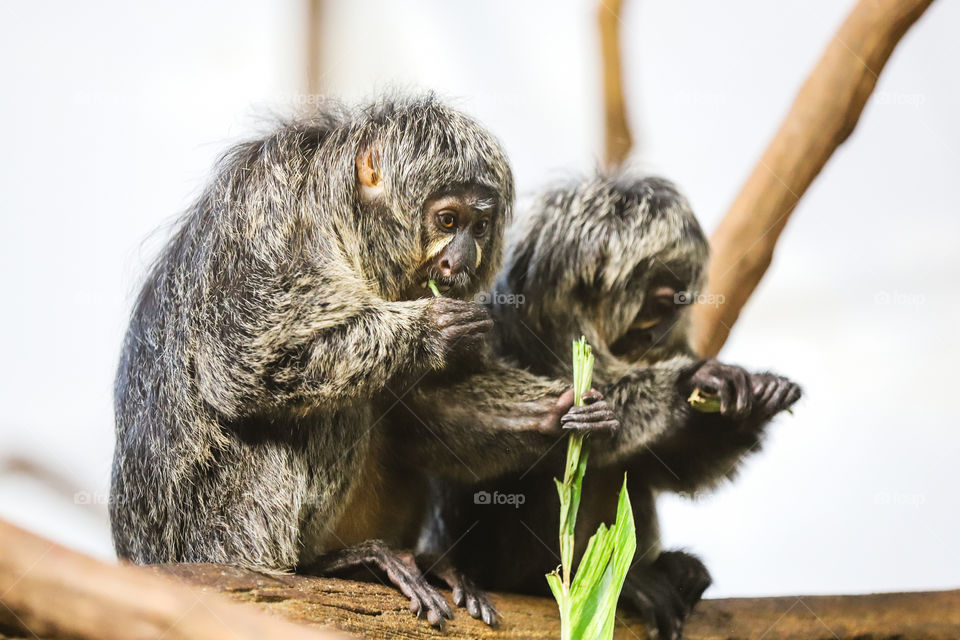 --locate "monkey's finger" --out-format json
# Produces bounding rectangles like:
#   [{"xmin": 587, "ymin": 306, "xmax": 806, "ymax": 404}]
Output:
[
  {"xmin": 693, "ymin": 372, "xmax": 725, "ymax": 396},
  {"xmin": 732, "ymin": 367, "xmax": 753, "ymax": 418},
  {"xmin": 445, "ymin": 319, "xmax": 493, "ymax": 341},
  {"xmin": 561, "ymin": 406, "xmax": 616, "ymax": 423},
  {"xmin": 467, "ymin": 593, "xmax": 500, "ymax": 627},
  {"xmin": 563, "ymin": 419, "xmax": 619, "ymax": 435},
  {"xmin": 716, "ymin": 376, "xmax": 736, "ymax": 416},
  {"xmin": 466, "ymin": 588, "xmax": 499, "ymax": 627},
  {"xmin": 425, "ymin": 607, "xmax": 444, "ymax": 629},
  {"xmin": 785, "ymin": 383, "xmax": 802, "ymax": 407},
  {"xmin": 409, "ymin": 576, "xmax": 453, "ymax": 622},
  {"xmin": 765, "ymin": 382, "xmax": 795, "ymax": 416},
  {"xmin": 414, "ymin": 585, "xmax": 449, "ymax": 629},
  {"xmin": 429, "ymin": 589, "xmax": 454, "ymax": 621},
  {"xmin": 751, "ymin": 374, "xmax": 772, "ymax": 397},
  {"xmin": 383, "ymin": 562, "xmax": 443, "ymax": 627},
  {"xmin": 554, "ymin": 388, "xmax": 576, "ymax": 413},
  {"xmin": 581, "ymin": 388, "xmax": 605, "ymax": 403},
  {"xmin": 480, "ymin": 599, "xmax": 500, "ymax": 628},
  {"xmin": 434, "ymin": 300, "xmax": 490, "ymax": 327},
  {"xmin": 466, "ymin": 594, "xmax": 480, "ymax": 619},
  {"xmin": 451, "ymin": 583, "xmax": 464, "ymax": 607},
  {"xmin": 751, "ymin": 380, "xmax": 769, "ymax": 404},
  {"xmin": 756, "ymin": 379, "xmax": 777, "ymax": 408}
]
